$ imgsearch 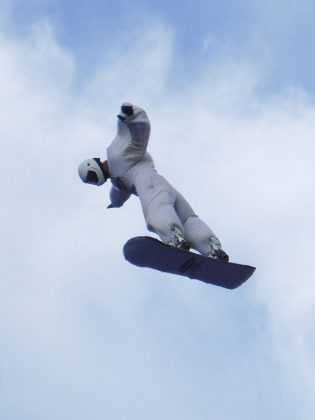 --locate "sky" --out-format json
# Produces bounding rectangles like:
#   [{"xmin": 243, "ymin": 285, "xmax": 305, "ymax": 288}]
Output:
[{"xmin": 0, "ymin": 1, "xmax": 315, "ymax": 419}]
